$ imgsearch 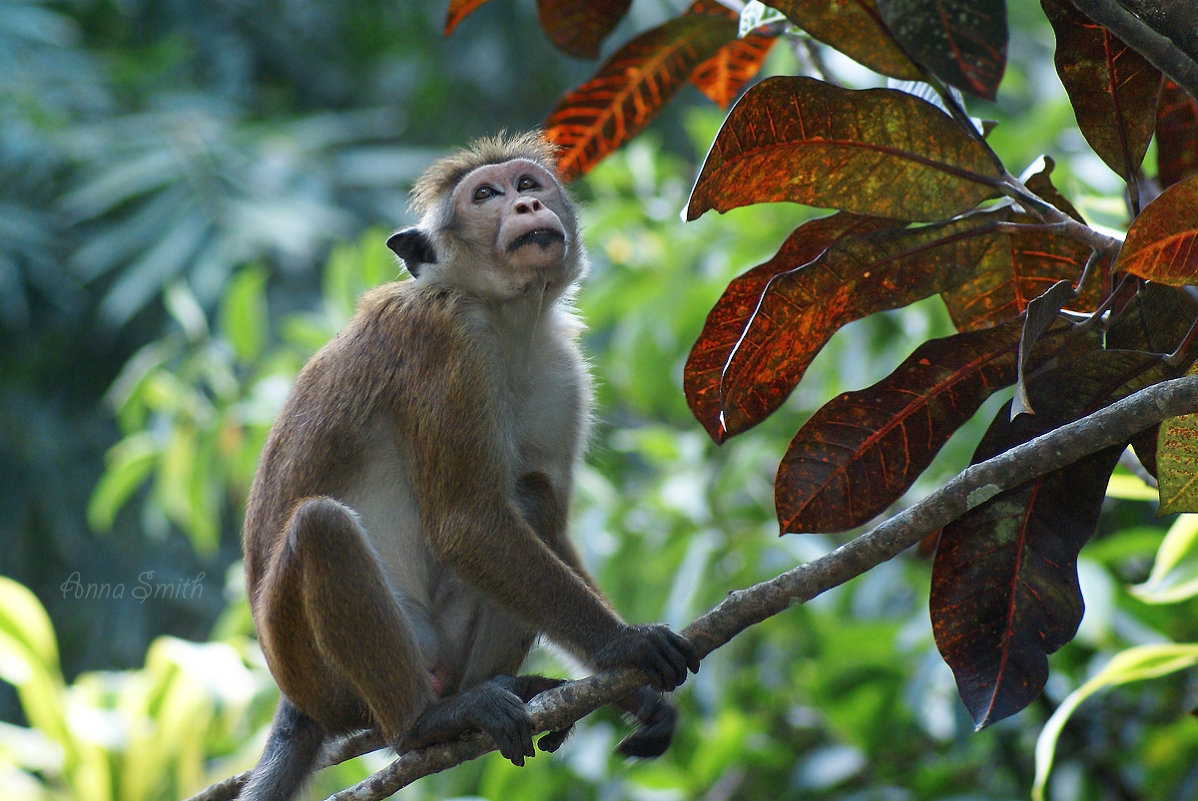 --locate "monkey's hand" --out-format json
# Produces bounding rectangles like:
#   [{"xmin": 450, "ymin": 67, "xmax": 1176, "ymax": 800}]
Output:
[
  {"xmin": 593, "ymin": 624, "xmax": 700, "ymax": 692},
  {"xmin": 402, "ymin": 675, "xmax": 536, "ymax": 766},
  {"xmin": 616, "ymin": 686, "xmax": 678, "ymax": 758}
]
